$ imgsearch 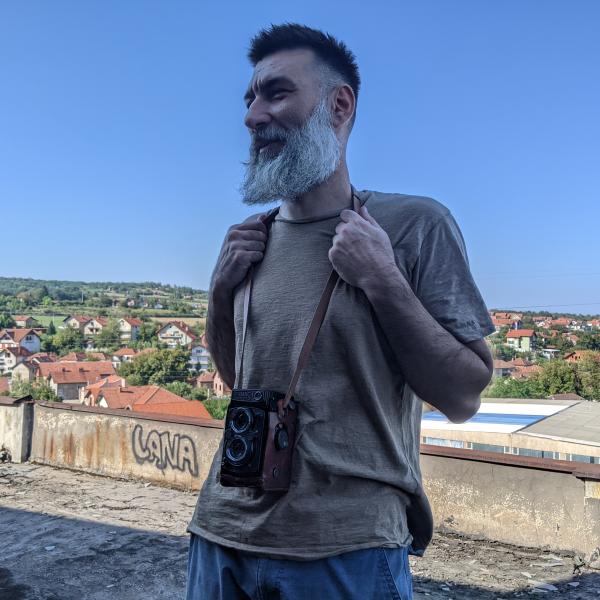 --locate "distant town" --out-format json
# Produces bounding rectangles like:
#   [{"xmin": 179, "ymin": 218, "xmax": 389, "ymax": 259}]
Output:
[{"xmin": 0, "ymin": 278, "xmax": 599, "ymax": 421}]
